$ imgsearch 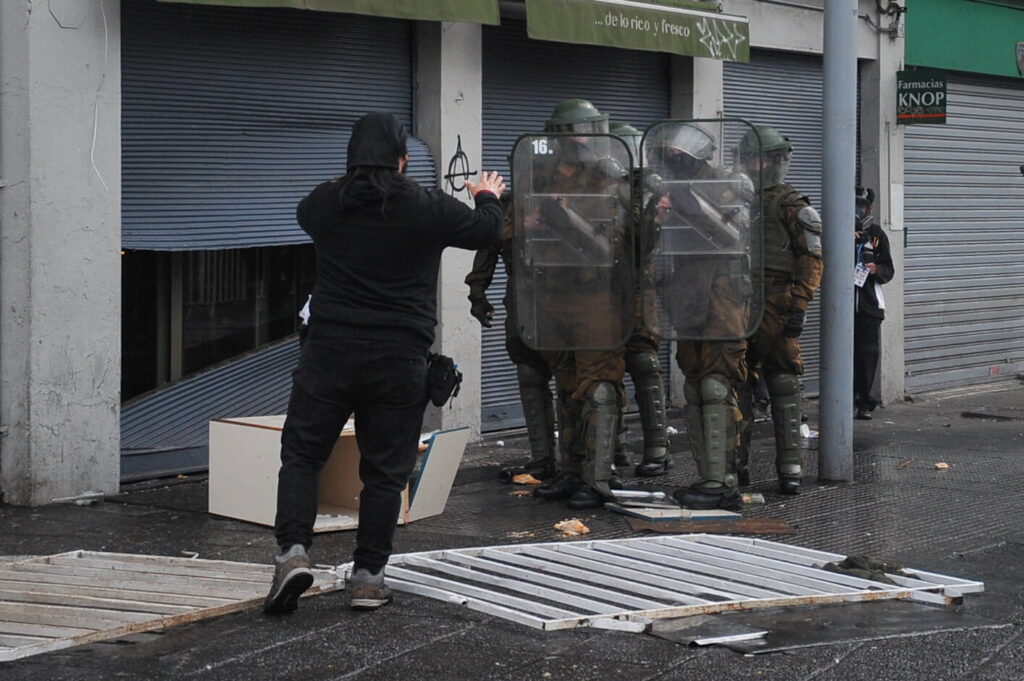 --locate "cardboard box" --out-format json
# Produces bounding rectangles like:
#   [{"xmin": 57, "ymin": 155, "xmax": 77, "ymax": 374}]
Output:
[{"xmin": 208, "ymin": 415, "xmax": 469, "ymax": 532}]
